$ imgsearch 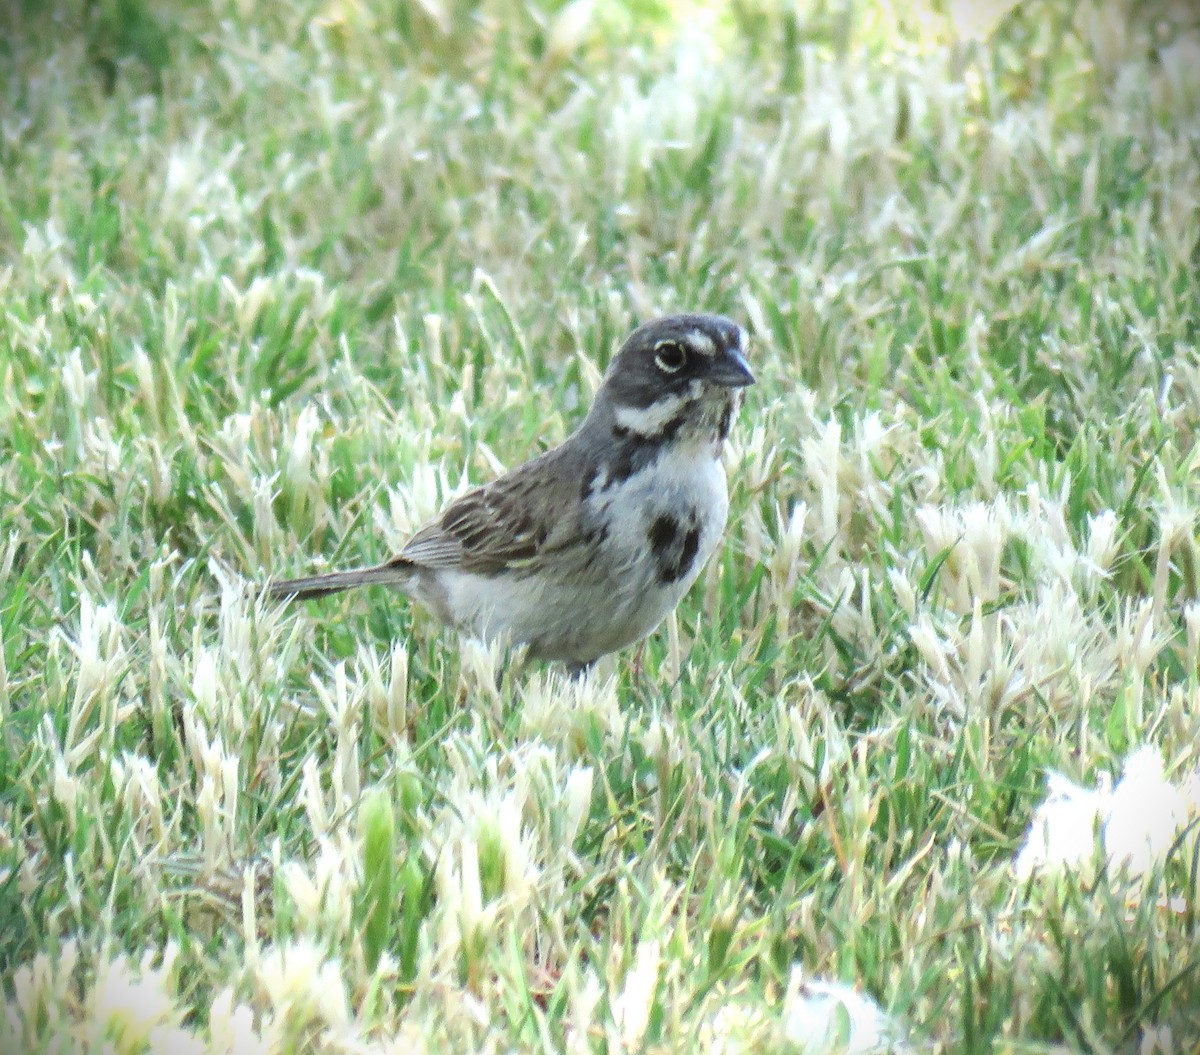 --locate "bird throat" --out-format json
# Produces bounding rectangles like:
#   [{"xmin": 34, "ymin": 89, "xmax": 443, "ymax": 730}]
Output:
[{"xmin": 583, "ymin": 389, "xmax": 737, "ymax": 501}]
